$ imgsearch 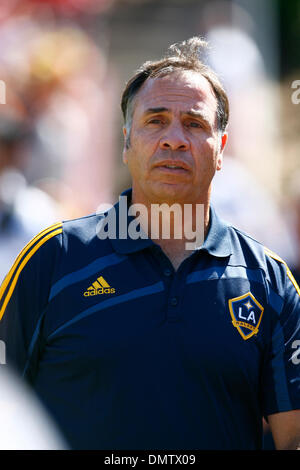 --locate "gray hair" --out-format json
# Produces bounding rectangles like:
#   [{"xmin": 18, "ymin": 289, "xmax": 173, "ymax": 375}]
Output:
[{"xmin": 121, "ymin": 37, "xmax": 229, "ymax": 148}]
